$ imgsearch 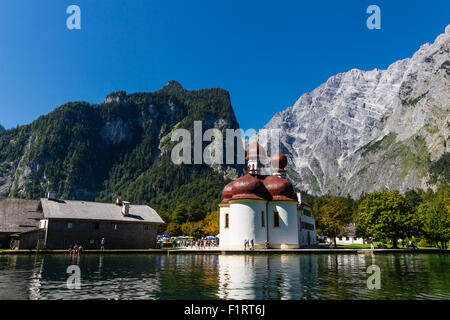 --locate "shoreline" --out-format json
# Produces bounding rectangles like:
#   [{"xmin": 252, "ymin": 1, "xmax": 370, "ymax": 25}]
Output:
[{"xmin": 0, "ymin": 248, "xmax": 448, "ymax": 255}]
